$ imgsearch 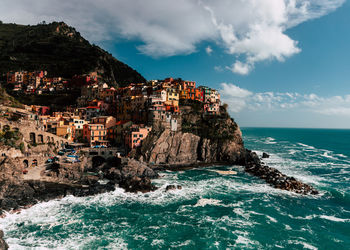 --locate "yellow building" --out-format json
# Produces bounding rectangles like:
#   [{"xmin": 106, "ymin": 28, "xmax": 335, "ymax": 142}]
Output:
[{"xmin": 166, "ymin": 88, "xmax": 179, "ymax": 107}]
